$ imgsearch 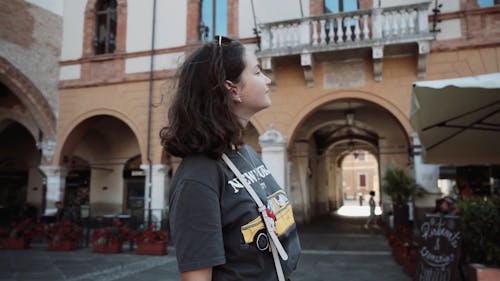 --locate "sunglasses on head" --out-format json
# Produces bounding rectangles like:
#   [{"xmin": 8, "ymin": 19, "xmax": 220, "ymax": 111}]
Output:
[{"xmin": 214, "ymin": 35, "xmax": 232, "ymax": 47}]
